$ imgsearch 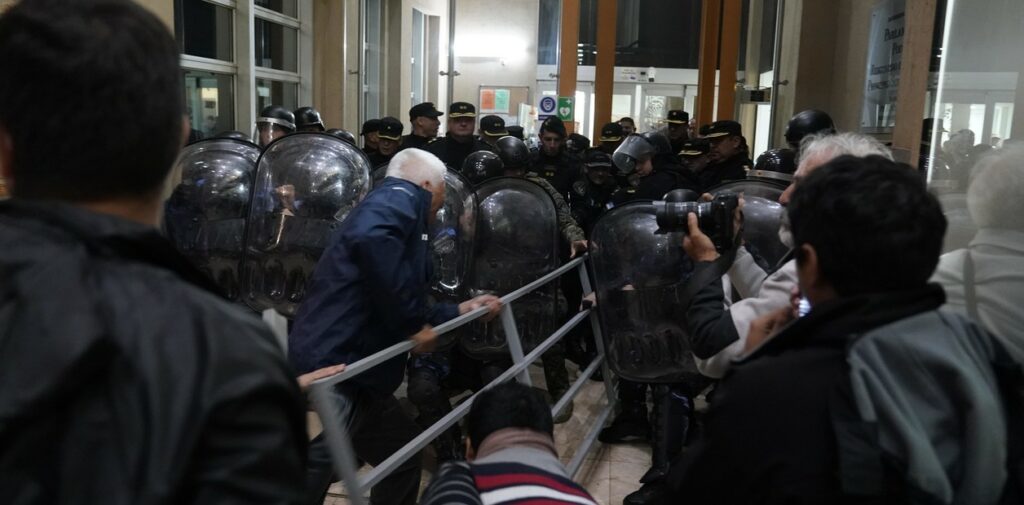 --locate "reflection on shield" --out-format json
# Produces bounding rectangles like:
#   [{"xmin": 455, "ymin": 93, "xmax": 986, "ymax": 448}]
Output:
[
  {"xmin": 590, "ymin": 201, "xmax": 701, "ymax": 383},
  {"xmin": 461, "ymin": 177, "xmax": 561, "ymax": 358},
  {"xmin": 241, "ymin": 132, "xmax": 371, "ymax": 317},
  {"xmin": 164, "ymin": 137, "xmax": 261, "ymax": 302},
  {"xmin": 710, "ymin": 179, "xmax": 789, "ymax": 269},
  {"xmin": 372, "ymin": 165, "xmax": 479, "ymax": 348}
]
